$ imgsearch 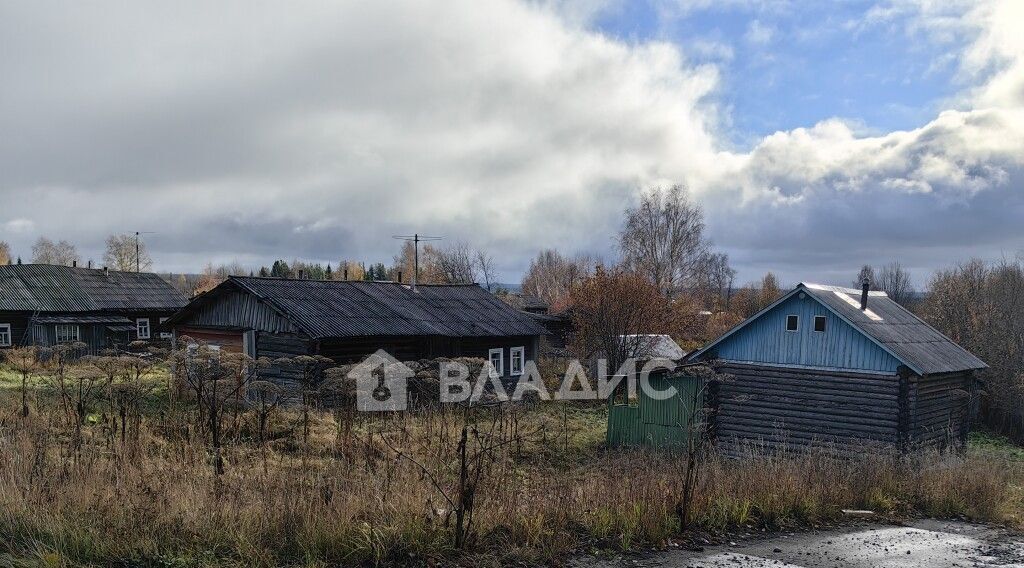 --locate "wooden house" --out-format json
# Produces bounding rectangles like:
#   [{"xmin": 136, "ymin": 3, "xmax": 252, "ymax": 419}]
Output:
[
  {"xmin": 165, "ymin": 276, "xmax": 547, "ymax": 387},
  {"xmin": 688, "ymin": 281, "xmax": 987, "ymax": 454},
  {"xmin": 0, "ymin": 264, "xmax": 187, "ymax": 353}
]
